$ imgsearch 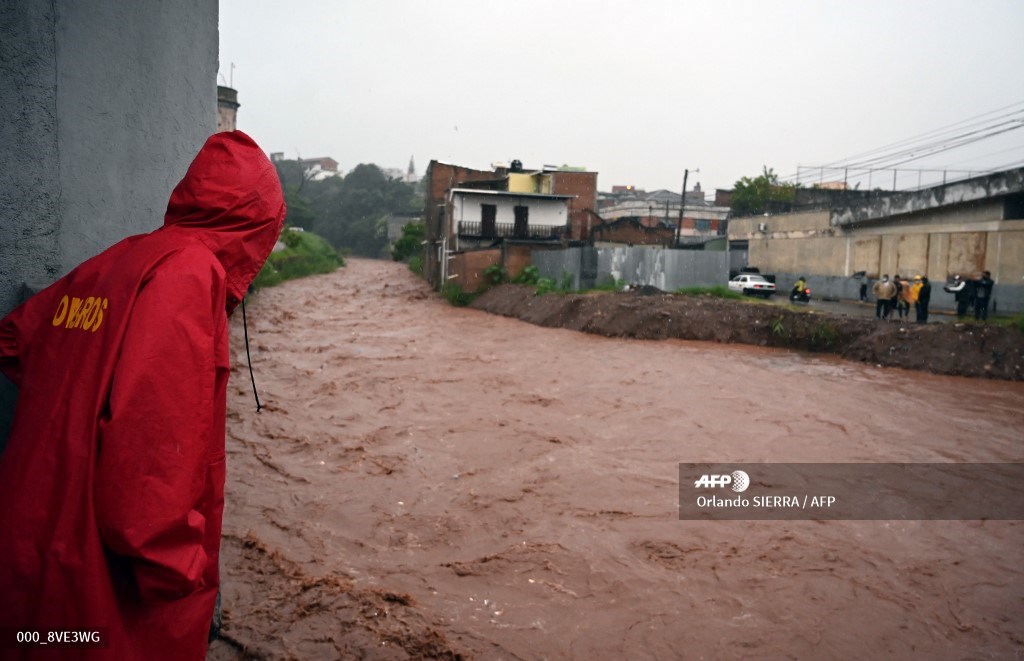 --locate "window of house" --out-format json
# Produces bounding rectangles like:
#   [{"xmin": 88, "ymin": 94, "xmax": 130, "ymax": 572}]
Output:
[{"xmin": 696, "ymin": 219, "xmax": 711, "ymax": 232}]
